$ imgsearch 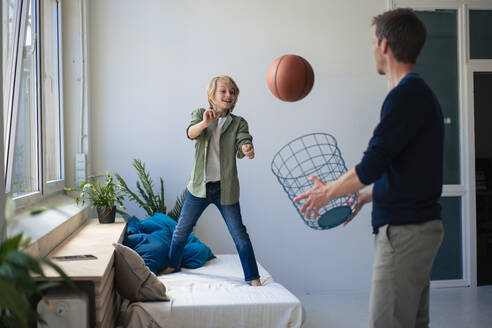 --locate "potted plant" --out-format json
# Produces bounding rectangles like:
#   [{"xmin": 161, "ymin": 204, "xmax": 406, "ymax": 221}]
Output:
[
  {"xmin": 115, "ymin": 159, "xmax": 186, "ymax": 221},
  {"xmin": 65, "ymin": 171, "xmax": 126, "ymax": 224},
  {"xmin": 0, "ymin": 233, "xmax": 76, "ymax": 327}
]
